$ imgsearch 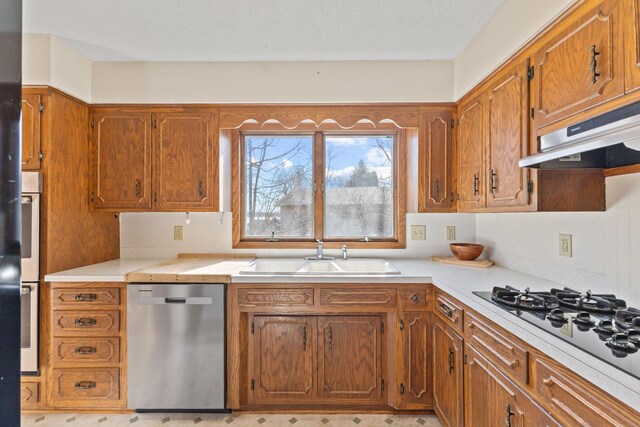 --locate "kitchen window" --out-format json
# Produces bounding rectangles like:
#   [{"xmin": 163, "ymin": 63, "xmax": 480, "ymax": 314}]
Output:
[{"xmin": 233, "ymin": 130, "xmax": 406, "ymax": 249}]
